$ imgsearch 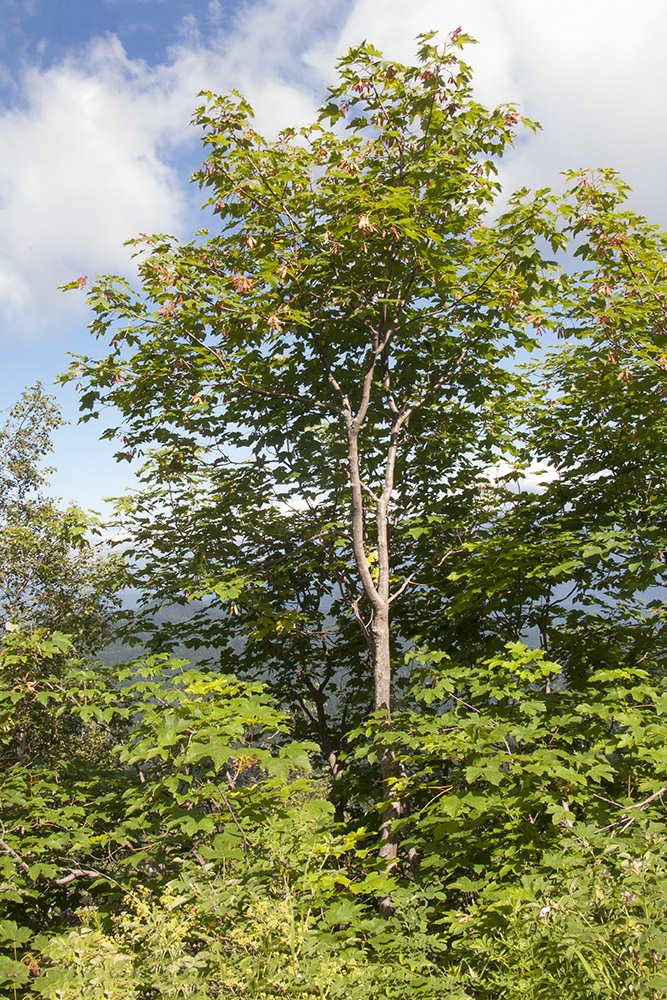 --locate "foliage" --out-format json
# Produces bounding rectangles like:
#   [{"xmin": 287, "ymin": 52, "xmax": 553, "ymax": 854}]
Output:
[
  {"xmin": 339, "ymin": 640, "xmax": 667, "ymax": 997},
  {"xmin": 59, "ymin": 30, "xmax": 570, "ymax": 845},
  {"xmin": 451, "ymin": 836, "xmax": 667, "ymax": 999},
  {"xmin": 383, "ymin": 164, "xmax": 667, "ymax": 690},
  {"xmin": 9, "ymin": 26, "xmax": 667, "ymax": 1000},
  {"xmin": 0, "ymin": 386, "xmax": 122, "ymax": 652},
  {"xmin": 58, "ymin": 32, "xmax": 667, "ymax": 847},
  {"xmin": 23, "ymin": 644, "xmax": 667, "ymax": 999},
  {"xmin": 0, "ymin": 627, "xmax": 321, "ymax": 998}
]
